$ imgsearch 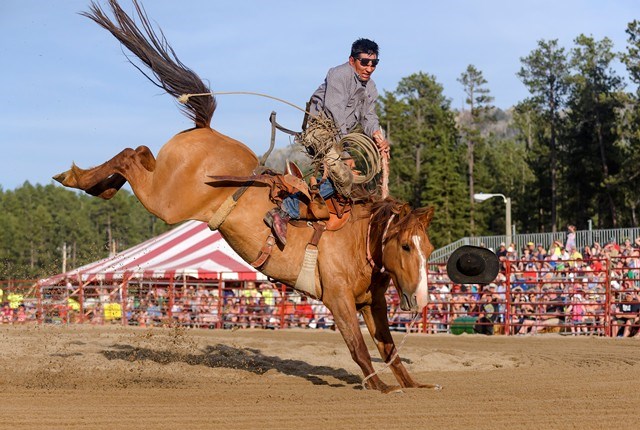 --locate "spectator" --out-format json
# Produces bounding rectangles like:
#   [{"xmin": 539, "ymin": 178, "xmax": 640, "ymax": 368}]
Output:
[
  {"xmin": 450, "ymin": 285, "xmax": 469, "ymax": 318},
  {"xmin": 389, "ymin": 300, "xmax": 415, "ymax": 332},
  {"xmin": 146, "ymin": 299, "xmax": 163, "ymax": 324},
  {"xmin": 534, "ymin": 243, "xmax": 547, "ymax": 260},
  {"xmin": 592, "ymin": 241, "xmax": 603, "ymax": 257},
  {"xmin": 259, "ymin": 282, "xmax": 278, "ymax": 308},
  {"xmin": 584, "ymin": 288, "xmax": 604, "ymax": 335},
  {"xmin": 248, "ymin": 297, "xmax": 266, "ymax": 328},
  {"xmin": 526, "ymin": 241, "xmax": 536, "ymax": 255},
  {"xmin": 309, "ymin": 300, "xmax": 333, "ymax": 329},
  {"xmin": 295, "ymin": 296, "xmax": 314, "ymax": 328},
  {"xmin": 91, "ymin": 303, "xmax": 104, "ymax": 325},
  {"xmin": 568, "ymin": 246, "xmax": 583, "ymax": 268},
  {"xmin": 223, "ymin": 298, "xmax": 239, "ymax": 329},
  {"xmin": 425, "ymin": 300, "xmax": 446, "ymax": 333},
  {"xmin": 496, "ymin": 242, "xmax": 508, "ymax": 271},
  {"xmin": 283, "ymin": 299, "xmax": 297, "ymax": 328},
  {"xmin": 604, "ymin": 238, "xmax": 620, "ymax": 257},
  {"xmin": 242, "ymin": 281, "xmax": 261, "ymax": 300},
  {"xmin": 237, "ymin": 297, "xmax": 249, "ymax": 328},
  {"xmin": 15, "ymin": 304, "xmax": 27, "ymax": 324},
  {"xmin": 200, "ymin": 296, "xmax": 220, "ymax": 328},
  {"xmin": 565, "ymin": 225, "xmax": 577, "ymax": 251},
  {"xmin": 613, "ymin": 292, "xmax": 640, "ymax": 337},
  {"xmin": 566, "ymin": 284, "xmax": 587, "ymax": 335},
  {"xmin": 540, "ymin": 289, "xmax": 565, "ymax": 330}
]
